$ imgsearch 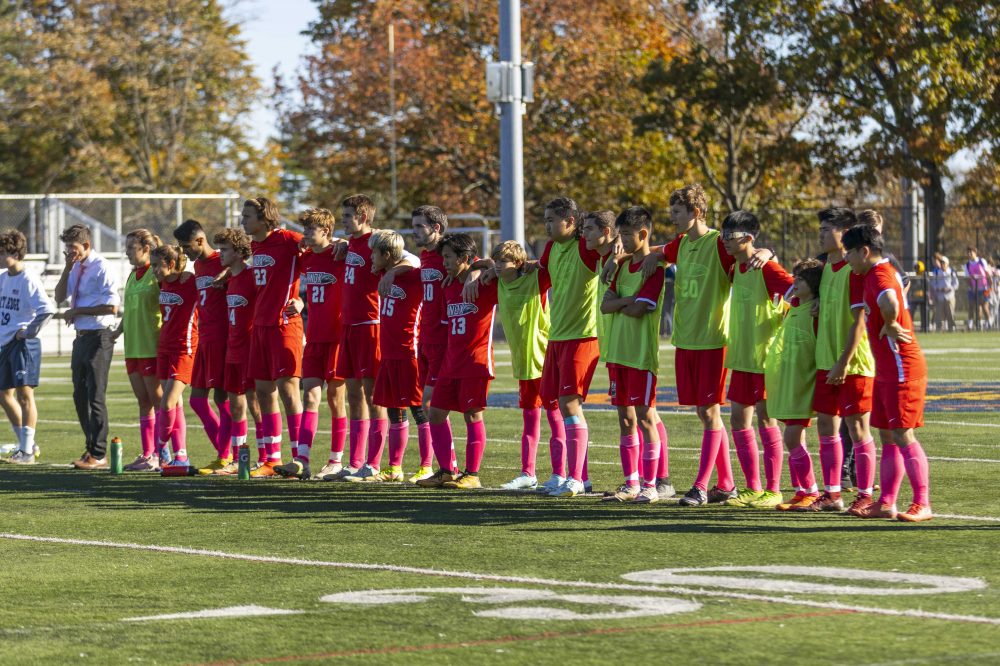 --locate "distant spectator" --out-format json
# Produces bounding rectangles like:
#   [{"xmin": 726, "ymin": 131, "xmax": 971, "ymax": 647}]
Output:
[
  {"xmin": 929, "ymin": 254, "xmax": 958, "ymax": 332},
  {"xmin": 964, "ymin": 247, "xmax": 992, "ymax": 329}
]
